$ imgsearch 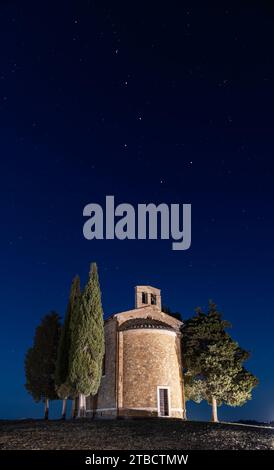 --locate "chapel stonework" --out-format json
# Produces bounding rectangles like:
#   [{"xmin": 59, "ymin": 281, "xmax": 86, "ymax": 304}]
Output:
[{"xmin": 86, "ymin": 286, "xmax": 186, "ymax": 419}]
